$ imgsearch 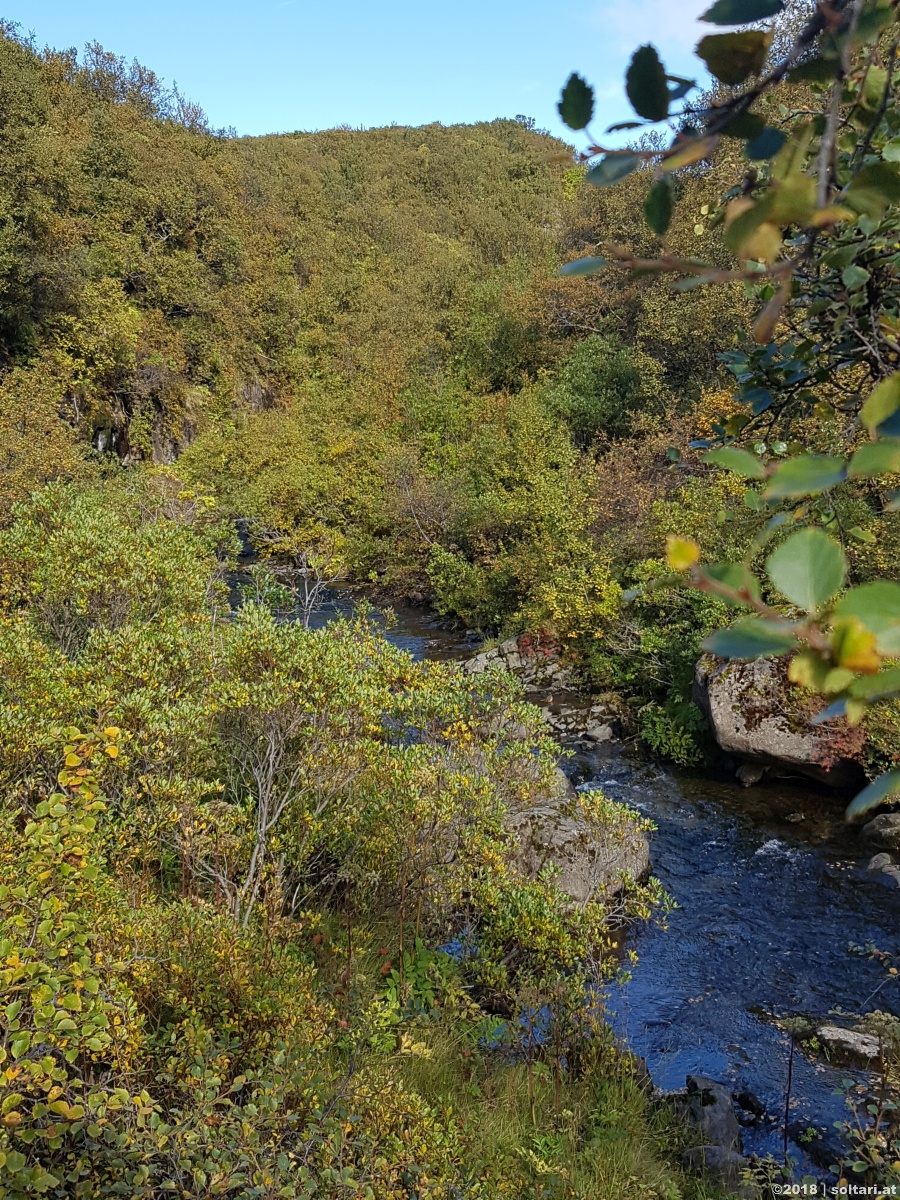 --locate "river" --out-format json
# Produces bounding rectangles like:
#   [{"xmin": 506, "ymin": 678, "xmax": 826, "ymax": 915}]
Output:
[{"xmin": 241, "ymin": 572, "xmax": 900, "ymax": 1175}]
